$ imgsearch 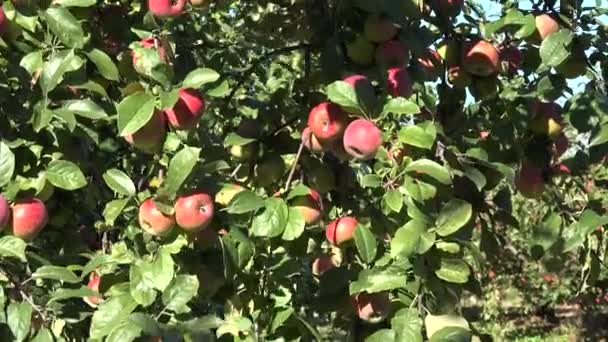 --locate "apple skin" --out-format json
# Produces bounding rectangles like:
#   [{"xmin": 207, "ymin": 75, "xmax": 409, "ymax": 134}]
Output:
[
  {"xmin": 345, "ymin": 35, "xmax": 375, "ymax": 66},
  {"xmin": 387, "ymin": 67, "xmax": 413, "ymax": 98},
  {"xmin": 10, "ymin": 198, "xmax": 48, "ymax": 241},
  {"xmin": 0, "ymin": 195, "xmax": 10, "ymax": 231},
  {"xmin": 148, "ymin": 0, "xmax": 186, "ymax": 17},
  {"xmin": 291, "ymin": 189, "xmax": 323, "ymax": 224},
  {"xmin": 175, "ymin": 192, "xmax": 214, "ymax": 232},
  {"xmin": 343, "ymin": 119, "xmax": 383, "ymax": 160},
  {"xmin": 307, "ymin": 102, "xmax": 348, "ymax": 142},
  {"xmin": 363, "ymin": 16, "xmax": 398, "ymax": 43},
  {"xmin": 83, "ymin": 272, "xmax": 103, "ymax": 308},
  {"xmin": 434, "ymin": 0, "xmax": 464, "ymax": 17},
  {"xmin": 535, "ymin": 14, "xmax": 560, "ymax": 41},
  {"xmin": 253, "ymin": 155, "xmax": 286, "ymax": 187},
  {"xmin": 0, "ymin": 8, "xmax": 6, "ymax": 36},
  {"xmin": 138, "ymin": 198, "xmax": 175, "ymax": 236},
  {"xmin": 375, "ymin": 40, "xmax": 409, "ymax": 67},
  {"xmin": 131, "ymin": 37, "xmax": 167, "ymax": 70},
  {"xmin": 462, "ymin": 40, "xmax": 500, "ymax": 76},
  {"xmin": 302, "ymin": 127, "xmax": 327, "ymax": 153},
  {"xmin": 499, "ymin": 45, "xmax": 522, "ymax": 75},
  {"xmin": 351, "ymin": 292, "xmax": 391, "ymax": 324},
  {"xmin": 164, "ymin": 88, "xmax": 205, "ymax": 130},
  {"xmin": 326, "ymin": 216, "xmax": 358, "ymax": 246},
  {"xmin": 515, "ymin": 162, "xmax": 545, "ymax": 198},
  {"xmin": 311, "ymin": 254, "xmax": 337, "ymax": 276},
  {"xmin": 529, "ymin": 101, "xmax": 563, "ymax": 140},
  {"xmin": 124, "ymin": 110, "xmax": 167, "ymax": 154},
  {"xmin": 415, "ymin": 49, "xmax": 443, "ymax": 81}
]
